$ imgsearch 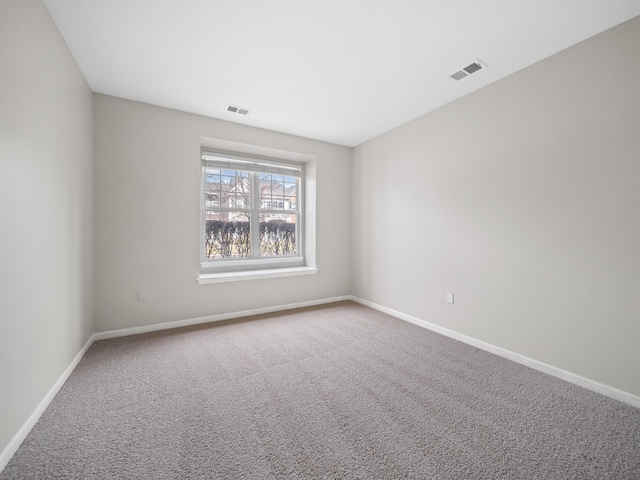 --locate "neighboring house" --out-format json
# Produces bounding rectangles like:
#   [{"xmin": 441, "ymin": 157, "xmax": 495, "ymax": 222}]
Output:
[
  {"xmin": 285, "ymin": 184, "xmax": 297, "ymax": 210},
  {"xmin": 205, "ymin": 172, "xmax": 296, "ymax": 223}
]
